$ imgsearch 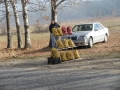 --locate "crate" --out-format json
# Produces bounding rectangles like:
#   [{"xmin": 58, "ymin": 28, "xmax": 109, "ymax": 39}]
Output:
[
  {"xmin": 48, "ymin": 57, "xmax": 61, "ymax": 64},
  {"xmin": 48, "ymin": 57, "xmax": 53, "ymax": 64}
]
